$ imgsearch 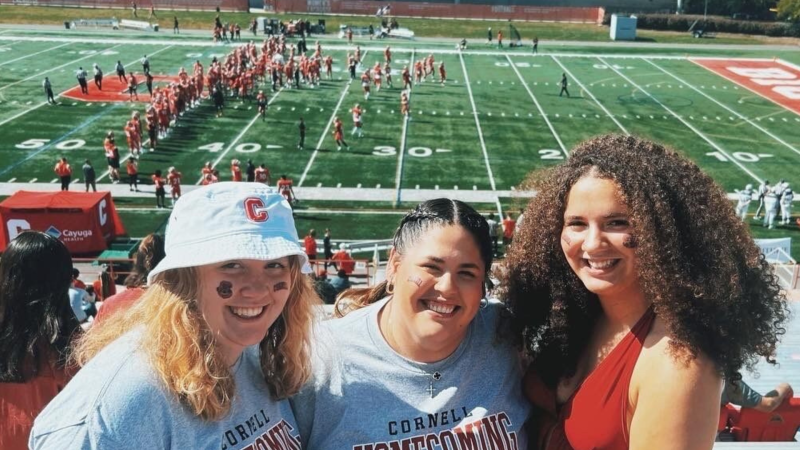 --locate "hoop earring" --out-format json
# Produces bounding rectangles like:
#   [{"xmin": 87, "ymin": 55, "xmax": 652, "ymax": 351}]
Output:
[
  {"xmin": 385, "ymin": 281, "xmax": 395, "ymax": 294},
  {"xmin": 479, "ymin": 297, "xmax": 488, "ymax": 309}
]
